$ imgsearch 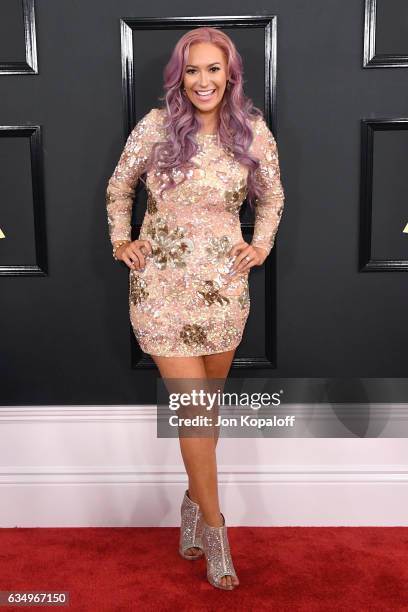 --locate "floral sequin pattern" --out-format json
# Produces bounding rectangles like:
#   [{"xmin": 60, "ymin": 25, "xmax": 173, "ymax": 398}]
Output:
[
  {"xmin": 197, "ymin": 280, "xmax": 230, "ymax": 307},
  {"xmin": 146, "ymin": 185, "xmax": 158, "ymax": 215},
  {"xmin": 145, "ymin": 215, "xmax": 194, "ymax": 270},
  {"xmin": 106, "ymin": 107, "xmax": 285, "ymax": 356},
  {"xmin": 238, "ymin": 284, "xmax": 250, "ymax": 310},
  {"xmin": 250, "ymin": 116, "xmax": 285, "ymax": 255},
  {"xmin": 105, "ymin": 108, "xmax": 166, "ymax": 243},
  {"xmin": 225, "ymin": 178, "xmax": 248, "ymax": 215},
  {"xmin": 130, "ymin": 272, "xmax": 149, "ymax": 306},
  {"xmin": 180, "ymin": 323, "xmax": 207, "ymax": 347},
  {"xmin": 205, "ymin": 235, "xmax": 232, "ymax": 263}
]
